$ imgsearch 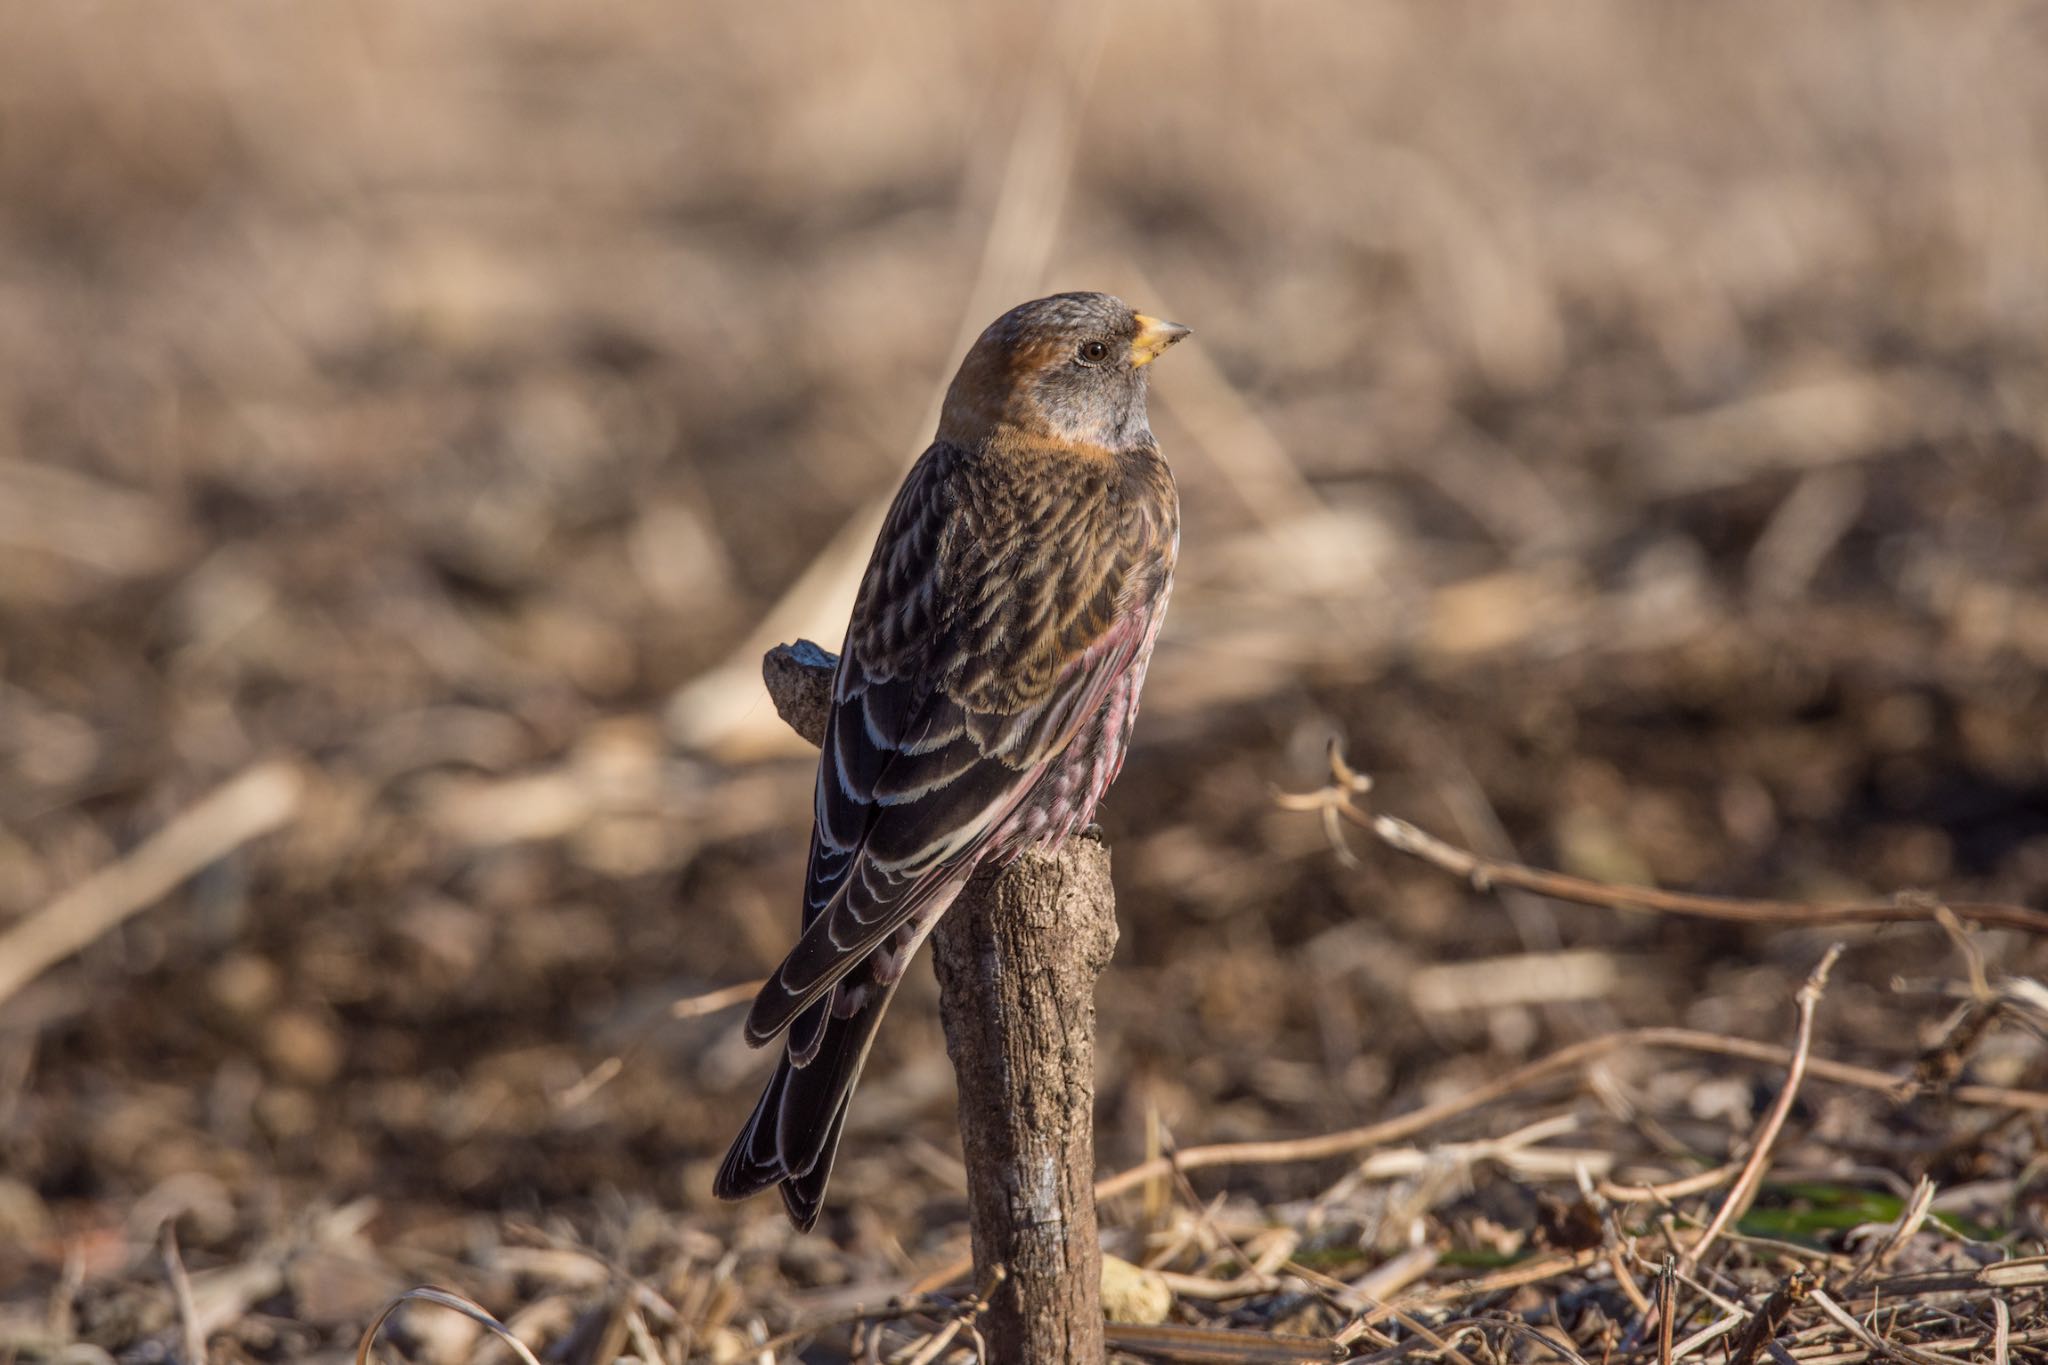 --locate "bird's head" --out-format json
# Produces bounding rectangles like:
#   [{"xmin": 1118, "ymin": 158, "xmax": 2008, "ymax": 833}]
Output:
[{"xmin": 938, "ymin": 292, "xmax": 1191, "ymax": 454}]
